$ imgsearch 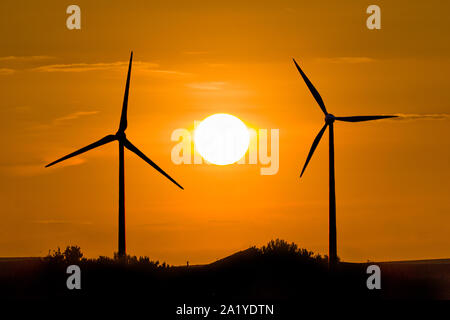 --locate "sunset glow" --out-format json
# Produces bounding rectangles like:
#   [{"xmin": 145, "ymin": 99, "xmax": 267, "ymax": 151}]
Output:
[{"xmin": 0, "ymin": 1, "xmax": 449, "ymax": 266}]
